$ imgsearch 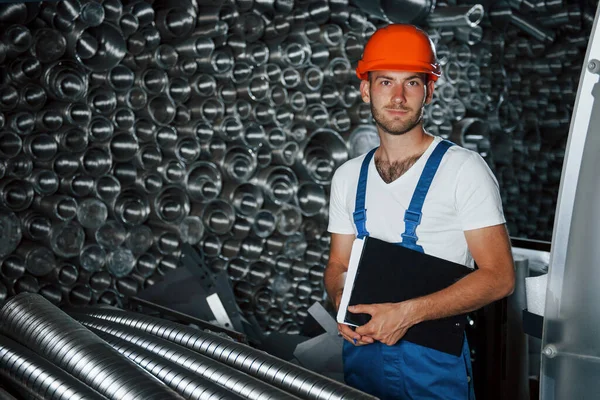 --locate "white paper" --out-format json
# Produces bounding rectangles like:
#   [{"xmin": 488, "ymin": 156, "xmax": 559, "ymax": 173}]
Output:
[
  {"xmin": 525, "ymin": 273, "xmax": 548, "ymax": 317},
  {"xmin": 206, "ymin": 293, "xmax": 234, "ymax": 329},
  {"xmin": 336, "ymin": 238, "xmax": 365, "ymax": 327}
]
